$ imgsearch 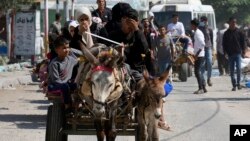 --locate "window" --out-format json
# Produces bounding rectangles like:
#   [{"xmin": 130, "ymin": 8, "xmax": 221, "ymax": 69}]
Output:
[
  {"xmin": 206, "ymin": 13, "xmax": 213, "ymax": 29},
  {"xmin": 195, "ymin": 12, "xmax": 215, "ymax": 29},
  {"xmin": 193, "ymin": 13, "xmax": 197, "ymax": 19},
  {"xmin": 154, "ymin": 12, "xmax": 192, "ymax": 30}
]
